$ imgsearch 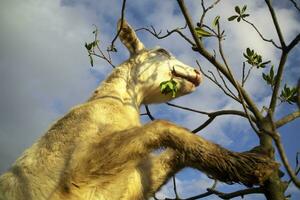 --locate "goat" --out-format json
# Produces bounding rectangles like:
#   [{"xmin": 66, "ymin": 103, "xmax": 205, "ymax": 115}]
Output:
[{"xmin": 0, "ymin": 19, "xmax": 277, "ymax": 200}]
